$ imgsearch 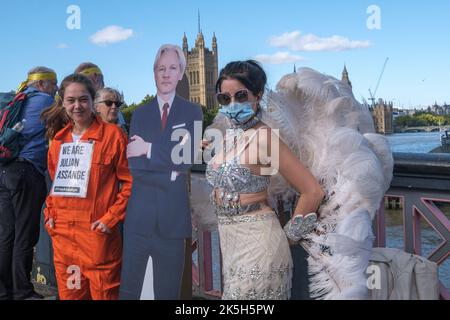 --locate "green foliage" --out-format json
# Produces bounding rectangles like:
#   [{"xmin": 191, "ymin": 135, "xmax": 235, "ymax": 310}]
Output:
[
  {"xmin": 395, "ymin": 112, "xmax": 450, "ymax": 127},
  {"xmin": 140, "ymin": 94, "xmax": 155, "ymax": 105},
  {"xmin": 121, "ymin": 94, "xmax": 219, "ymax": 133},
  {"xmin": 120, "ymin": 94, "xmax": 155, "ymax": 124},
  {"xmin": 203, "ymin": 105, "xmax": 219, "ymax": 129}
]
